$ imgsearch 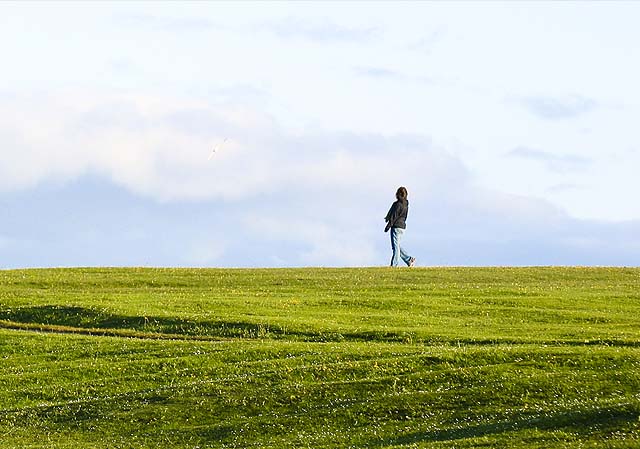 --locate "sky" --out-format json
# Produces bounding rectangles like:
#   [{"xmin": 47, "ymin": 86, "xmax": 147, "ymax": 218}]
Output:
[{"xmin": 1, "ymin": 1, "xmax": 639, "ymax": 268}]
